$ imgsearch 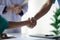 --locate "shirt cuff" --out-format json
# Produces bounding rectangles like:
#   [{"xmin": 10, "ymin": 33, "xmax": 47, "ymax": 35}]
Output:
[
  {"xmin": 2, "ymin": 6, "xmax": 7, "ymax": 13},
  {"xmin": 19, "ymin": 10, "xmax": 24, "ymax": 16}
]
